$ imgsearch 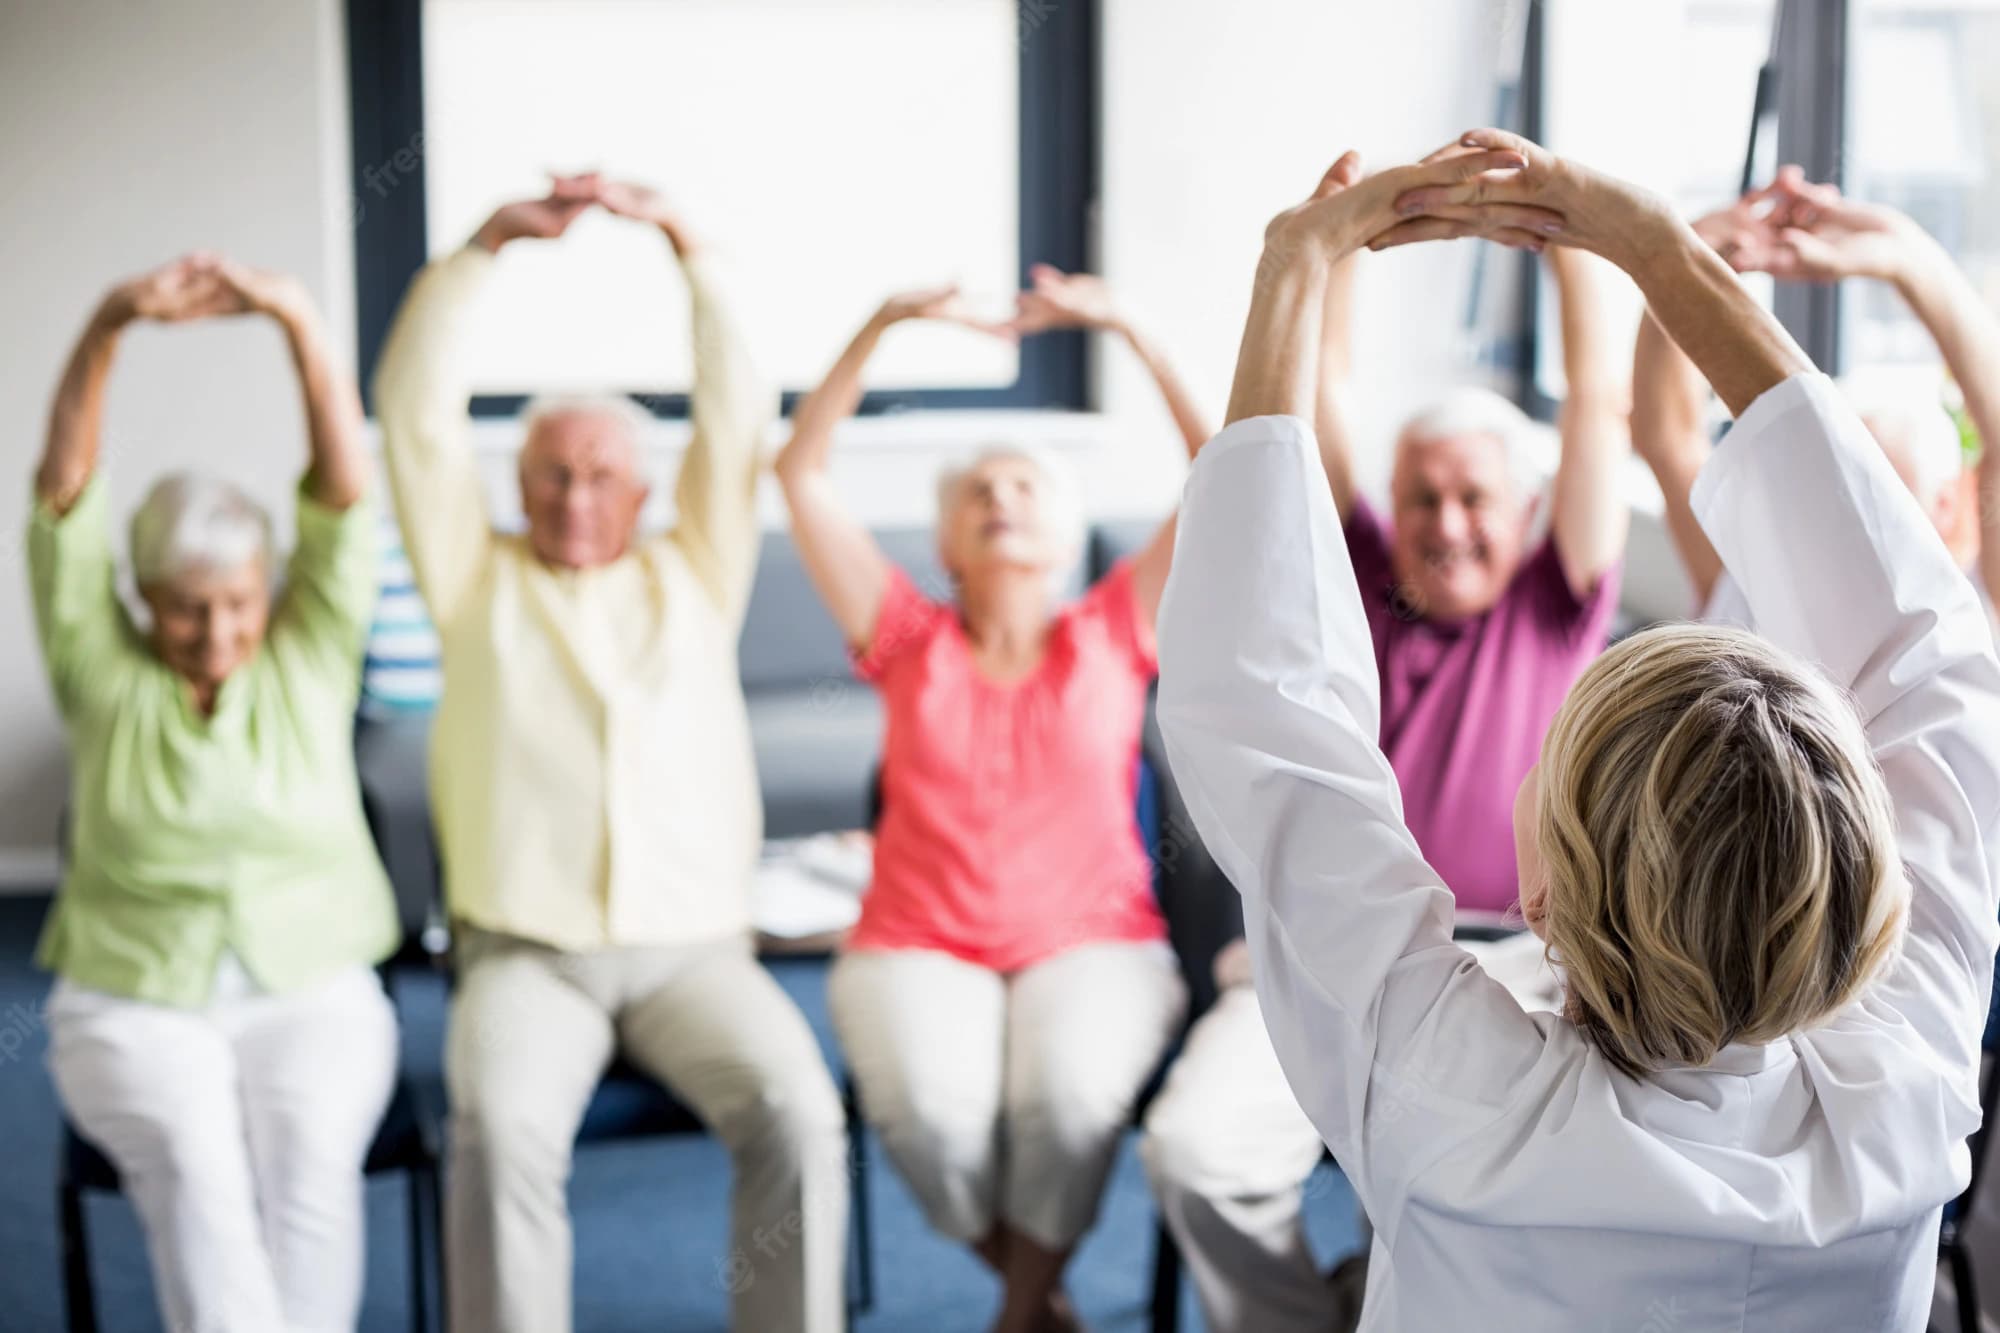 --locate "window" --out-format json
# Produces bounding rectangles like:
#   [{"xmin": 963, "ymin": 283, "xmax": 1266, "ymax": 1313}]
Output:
[
  {"xmin": 1844, "ymin": 0, "xmax": 2000, "ymax": 371},
  {"xmin": 346, "ymin": 0, "xmax": 1096, "ymax": 416},
  {"xmin": 1528, "ymin": 0, "xmax": 1781, "ymax": 404}
]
